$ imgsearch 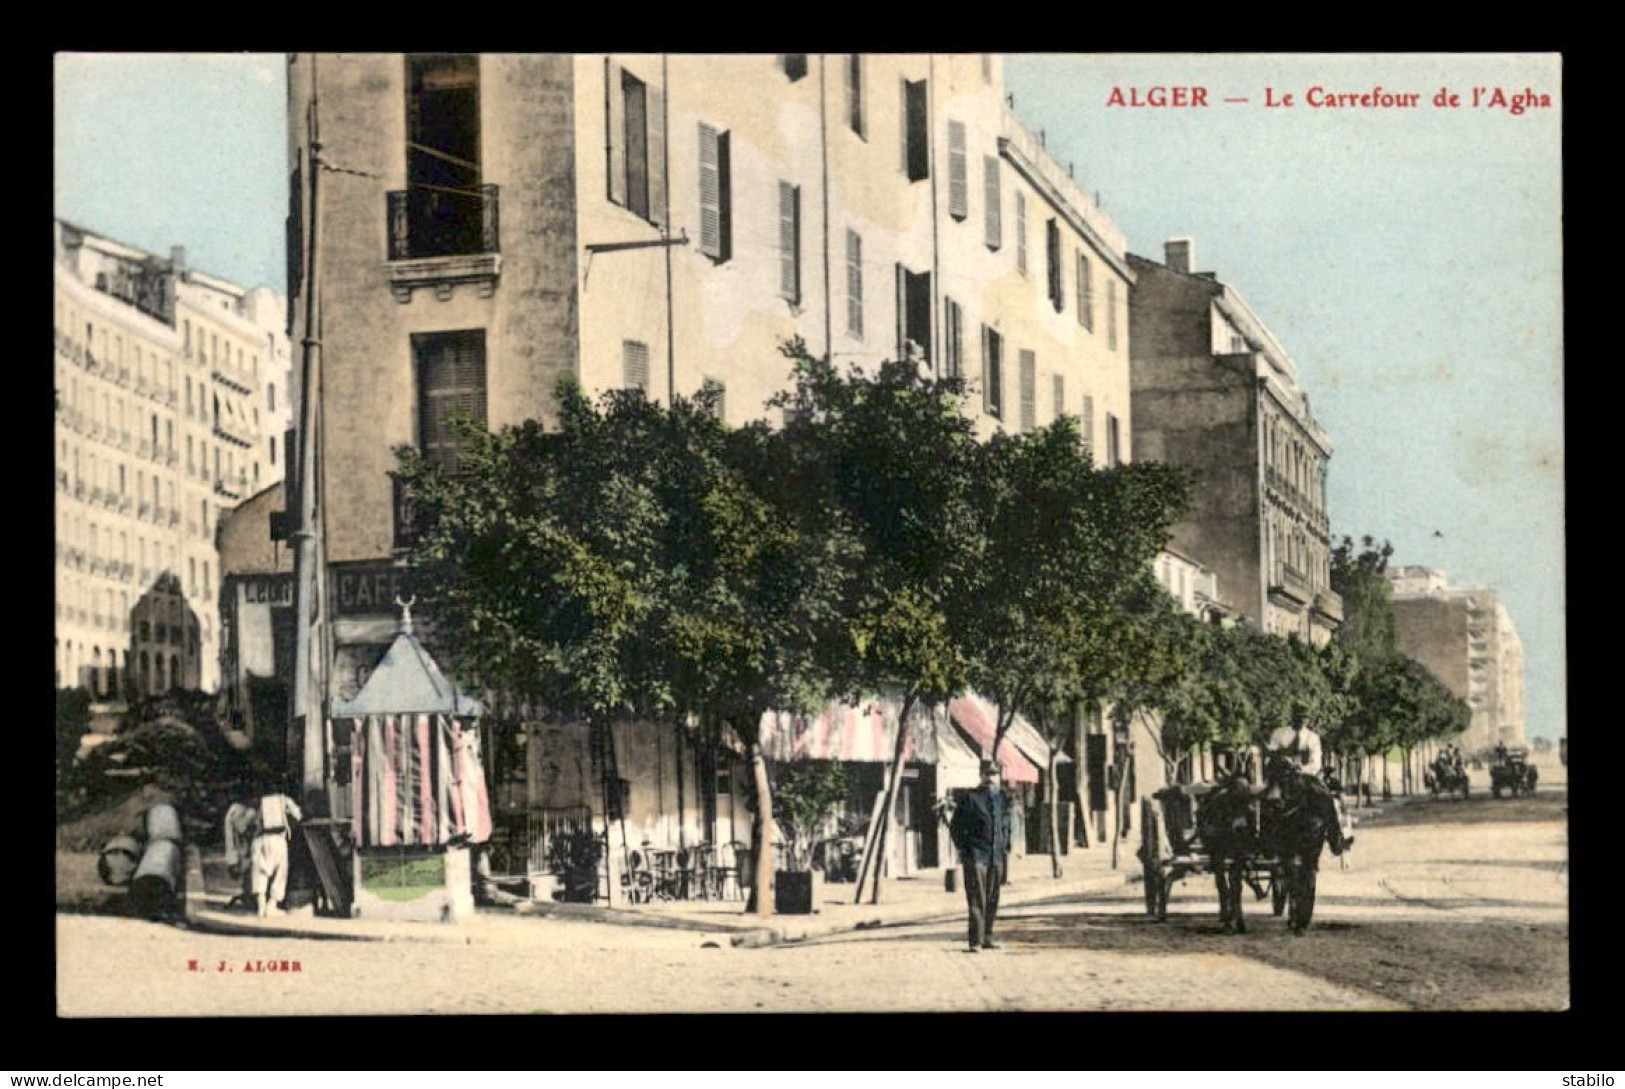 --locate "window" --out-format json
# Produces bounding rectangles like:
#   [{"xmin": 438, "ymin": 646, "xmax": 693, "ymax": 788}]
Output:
[
  {"xmin": 1077, "ymin": 252, "xmax": 1094, "ymax": 331},
  {"xmin": 1046, "ymin": 219, "xmax": 1063, "ymax": 312},
  {"xmin": 780, "ymin": 54, "xmax": 808, "ymax": 81},
  {"xmin": 1019, "ymin": 350, "xmax": 1037, "ymax": 433},
  {"xmin": 183, "ymin": 320, "xmax": 191, "ymax": 357},
  {"xmin": 186, "ymin": 437, "xmax": 193, "ymax": 473},
  {"xmin": 896, "ymin": 266, "xmax": 932, "ymax": 365},
  {"xmin": 268, "ymin": 383, "xmax": 276, "ymax": 413},
  {"xmin": 269, "ymin": 434, "xmax": 276, "ymax": 467},
  {"xmin": 982, "ymin": 326, "xmax": 1003, "ymax": 418},
  {"xmin": 185, "ymin": 377, "xmax": 192, "ymax": 416},
  {"xmin": 845, "ymin": 55, "xmax": 866, "ymax": 136},
  {"xmin": 697, "ymin": 122, "xmax": 732, "ymax": 261},
  {"xmin": 846, "ymin": 230, "xmax": 864, "ymax": 338},
  {"xmin": 414, "ymin": 330, "xmax": 487, "ymax": 471},
  {"xmin": 622, "ymin": 340, "xmax": 651, "ymax": 393},
  {"xmin": 902, "ymin": 79, "xmax": 929, "ymax": 181},
  {"xmin": 943, "ymin": 298, "xmax": 964, "ymax": 380},
  {"xmin": 778, "ymin": 181, "xmax": 801, "ymax": 305},
  {"xmin": 1053, "ymin": 374, "xmax": 1066, "ymax": 423},
  {"xmin": 404, "ymin": 54, "xmax": 485, "ymax": 257},
  {"xmin": 623, "ymin": 70, "xmax": 650, "ymax": 218},
  {"xmin": 1107, "ymin": 278, "xmax": 1119, "ymax": 351},
  {"xmin": 947, "ymin": 121, "xmax": 968, "ymax": 220},
  {"xmin": 1015, "ymin": 191, "xmax": 1028, "ymax": 275},
  {"xmin": 1080, "ymin": 393, "xmax": 1095, "ymax": 455},
  {"xmin": 1107, "ymin": 412, "xmax": 1121, "ymax": 467},
  {"xmin": 701, "ymin": 377, "xmax": 726, "ymax": 422}
]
